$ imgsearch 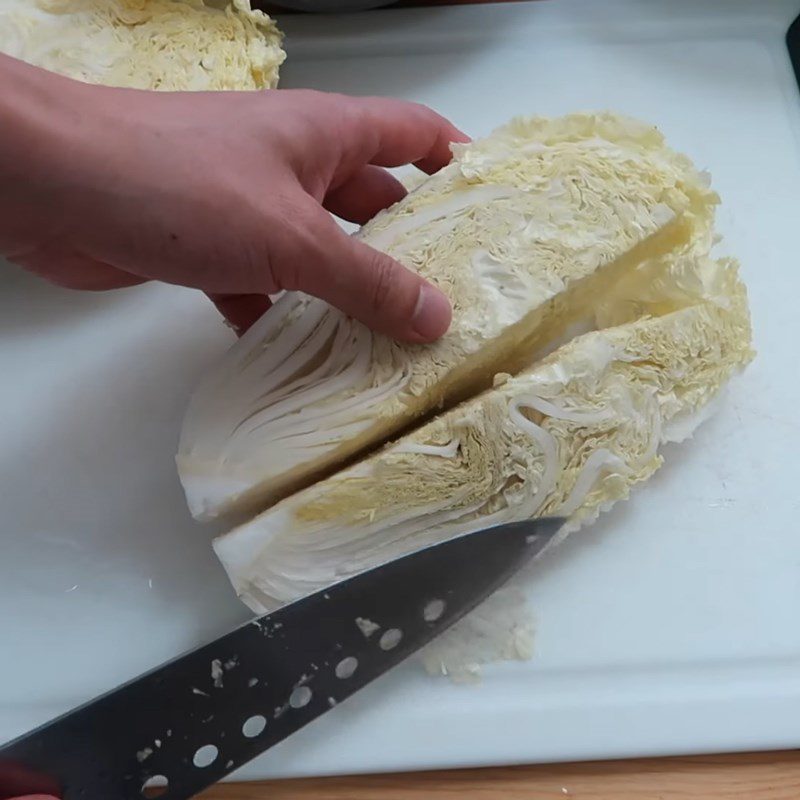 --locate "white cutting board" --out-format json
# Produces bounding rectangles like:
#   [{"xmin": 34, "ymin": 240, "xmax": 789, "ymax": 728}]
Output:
[{"xmin": 2, "ymin": 0, "xmax": 800, "ymax": 781}]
